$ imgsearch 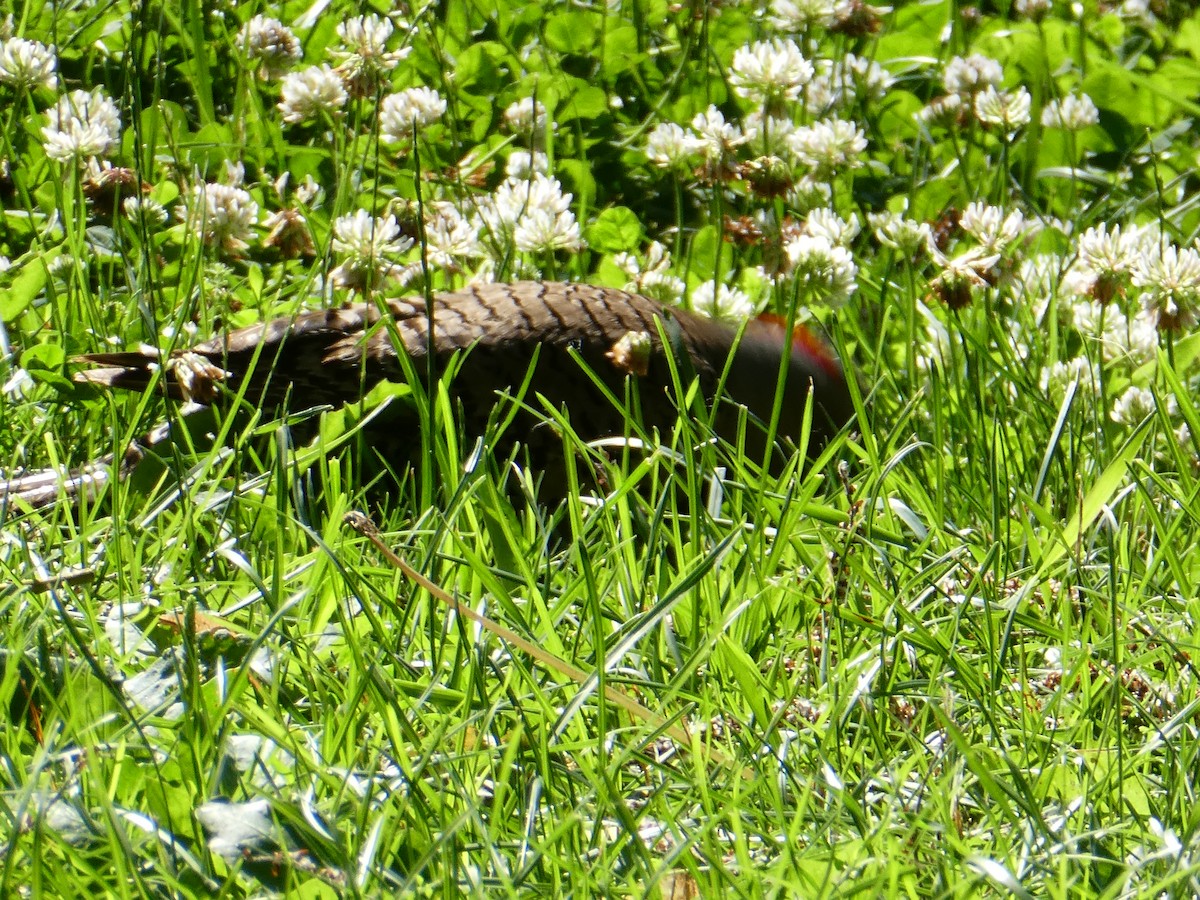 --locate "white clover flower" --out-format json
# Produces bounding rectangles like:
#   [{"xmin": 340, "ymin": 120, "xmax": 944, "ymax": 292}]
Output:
[
  {"xmin": 804, "ymin": 73, "xmax": 839, "ymax": 114},
  {"xmin": 613, "ymin": 252, "xmax": 640, "ymax": 279},
  {"xmin": 1014, "ymin": 0, "xmax": 1052, "ymax": 16},
  {"xmin": 379, "ymin": 87, "xmax": 446, "ymax": 144},
  {"xmin": 845, "ymin": 53, "xmax": 894, "ymax": 99},
  {"xmin": 278, "ymin": 65, "xmax": 347, "ymax": 125},
  {"xmin": 424, "ymin": 202, "xmax": 484, "ymax": 269},
  {"xmin": 917, "ymin": 93, "xmax": 964, "ymax": 128},
  {"xmin": 503, "ymin": 97, "xmax": 554, "ymax": 146},
  {"xmin": 913, "ymin": 312, "xmax": 954, "ymax": 379},
  {"xmin": 1132, "ymin": 242, "xmax": 1200, "ymax": 331},
  {"xmin": 1039, "ymin": 357, "xmax": 1101, "ymax": 404},
  {"xmin": 742, "ymin": 112, "xmax": 799, "ymax": 155},
  {"xmin": 478, "ymin": 174, "xmax": 582, "ymax": 255},
  {"xmin": 1073, "ymin": 302, "xmax": 1159, "ymax": 364},
  {"xmin": 1115, "ymin": 0, "xmax": 1157, "ymax": 28},
  {"xmin": 122, "ymin": 195, "xmax": 168, "ymax": 227},
  {"xmin": 42, "ymin": 88, "xmax": 121, "ymax": 163},
  {"xmin": 618, "ymin": 242, "xmax": 686, "ymax": 304},
  {"xmin": 808, "ymin": 53, "xmax": 894, "ymax": 113},
  {"xmin": 1077, "ymin": 224, "xmax": 1140, "ymax": 276},
  {"xmin": 728, "ymin": 38, "xmax": 814, "ymax": 108},
  {"xmin": 1021, "ymin": 256, "xmax": 1067, "ymax": 316},
  {"xmin": 768, "ymin": 0, "xmax": 840, "ymax": 30},
  {"xmin": 0, "ymin": 37, "xmax": 56, "ymax": 91},
  {"xmin": 505, "ymin": 149, "xmax": 550, "ymax": 179},
  {"xmin": 690, "ymin": 282, "xmax": 755, "ymax": 321},
  {"xmin": 788, "ymin": 175, "xmax": 833, "ymax": 213},
  {"xmin": 47, "ymin": 253, "xmax": 81, "ymax": 279},
  {"xmin": 869, "ymin": 212, "xmax": 934, "ymax": 258},
  {"xmin": 645, "ymin": 122, "xmax": 702, "ymax": 168},
  {"xmin": 333, "ymin": 14, "xmax": 409, "ymax": 97},
  {"xmin": 638, "ymin": 270, "xmax": 687, "ymax": 305},
  {"xmin": 783, "ymin": 233, "xmax": 858, "ymax": 307},
  {"xmin": 329, "ymin": 209, "xmax": 413, "ymax": 290},
  {"xmin": 177, "ymin": 183, "xmax": 259, "ymax": 255},
  {"xmin": 690, "ymin": 106, "xmax": 748, "ymax": 160},
  {"xmin": 1110, "ymin": 385, "xmax": 1156, "ymax": 426},
  {"xmin": 237, "ymin": 16, "xmax": 302, "ymax": 79},
  {"xmin": 262, "ymin": 207, "xmax": 315, "ymax": 257},
  {"xmin": 929, "ymin": 247, "xmax": 1001, "ymax": 308},
  {"xmin": 295, "ymin": 175, "xmax": 323, "ymax": 206},
  {"xmin": 973, "ymin": 86, "xmax": 1032, "ymax": 130},
  {"xmin": 788, "ymin": 118, "xmax": 866, "ymax": 174},
  {"xmin": 483, "ymin": 173, "xmax": 571, "ymax": 228},
  {"xmin": 337, "ymin": 14, "xmax": 395, "ymax": 59},
  {"xmin": 270, "ymin": 207, "xmax": 318, "ymax": 261},
  {"xmin": 959, "ymin": 202, "xmax": 1030, "ymax": 252},
  {"xmin": 503, "ymin": 97, "xmax": 546, "ymax": 133},
  {"xmin": 1041, "ymin": 93, "xmax": 1100, "ymax": 130},
  {"xmin": 508, "ymin": 179, "xmax": 583, "ymax": 253},
  {"xmin": 513, "ymin": 207, "xmax": 584, "ymax": 253},
  {"xmin": 805, "ymin": 208, "xmax": 860, "ymax": 246},
  {"xmin": 1071, "ymin": 299, "xmax": 1112, "ymax": 341},
  {"xmin": 616, "ymin": 240, "xmax": 672, "ymax": 279},
  {"xmin": 1064, "ymin": 224, "xmax": 1140, "ymax": 303},
  {"xmin": 943, "ymin": 54, "xmax": 1003, "ymax": 96},
  {"xmin": 1174, "ymin": 421, "xmax": 1193, "ymax": 452}
]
